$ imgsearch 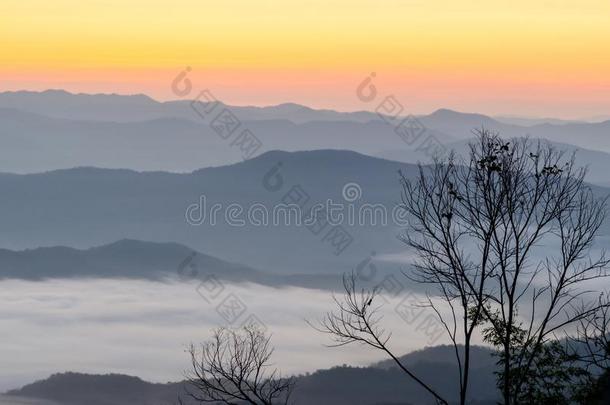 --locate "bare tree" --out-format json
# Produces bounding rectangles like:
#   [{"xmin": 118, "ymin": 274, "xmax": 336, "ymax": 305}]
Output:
[
  {"xmin": 400, "ymin": 129, "xmax": 609, "ymax": 404},
  {"xmin": 184, "ymin": 325, "xmax": 294, "ymax": 405},
  {"xmin": 573, "ymin": 292, "xmax": 610, "ymax": 374},
  {"xmin": 313, "ymin": 273, "xmax": 450, "ymax": 405},
  {"xmin": 315, "ymin": 130, "xmax": 609, "ymax": 404},
  {"xmin": 398, "ymin": 149, "xmax": 489, "ymax": 405}
]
